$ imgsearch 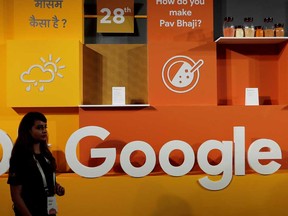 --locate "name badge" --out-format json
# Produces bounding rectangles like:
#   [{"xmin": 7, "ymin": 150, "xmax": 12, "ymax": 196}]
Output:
[{"xmin": 47, "ymin": 196, "xmax": 58, "ymax": 215}]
